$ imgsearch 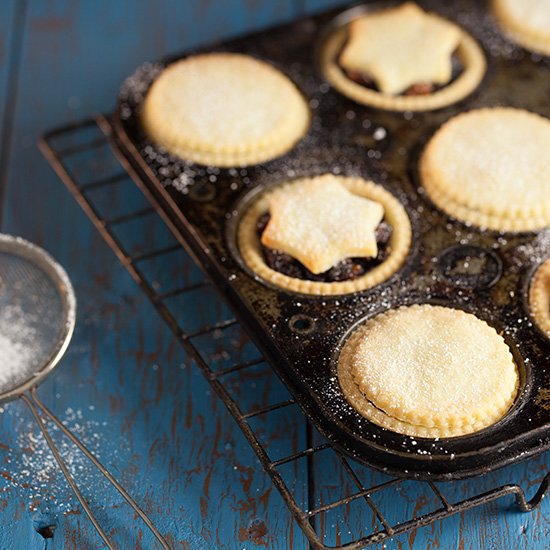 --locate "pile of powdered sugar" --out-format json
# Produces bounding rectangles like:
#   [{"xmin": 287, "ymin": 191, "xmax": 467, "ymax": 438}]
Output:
[
  {"xmin": 0, "ymin": 303, "xmax": 41, "ymax": 390},
  {"xmin": 0, "ymin": 334, "xmax": 32, "ymax": 384}
]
